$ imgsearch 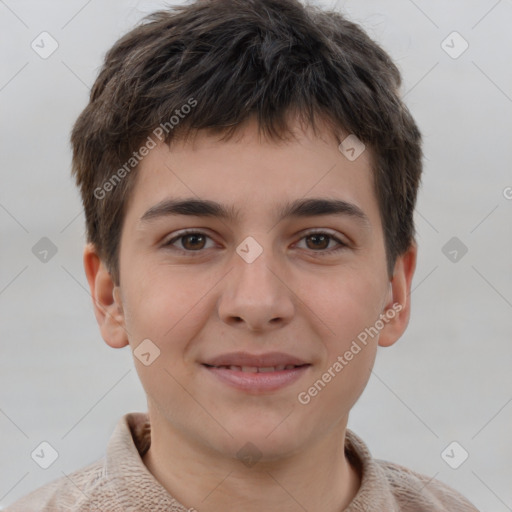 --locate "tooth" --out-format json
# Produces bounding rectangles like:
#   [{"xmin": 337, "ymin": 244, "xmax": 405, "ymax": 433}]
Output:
[
  {"xmin": 229, "ymin": 365, "xmax": 242, "ymax": 371},
  {"xmin": 241, "ymin": 366, "xmax": 258, "ymax": 372},
  {"xmin": 275, "ymin": 365, "xmax": 286, "ymax": 371},
  {"xmin": 258, "ymin": 366, "xmax": 276, "ymax": 373}
]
